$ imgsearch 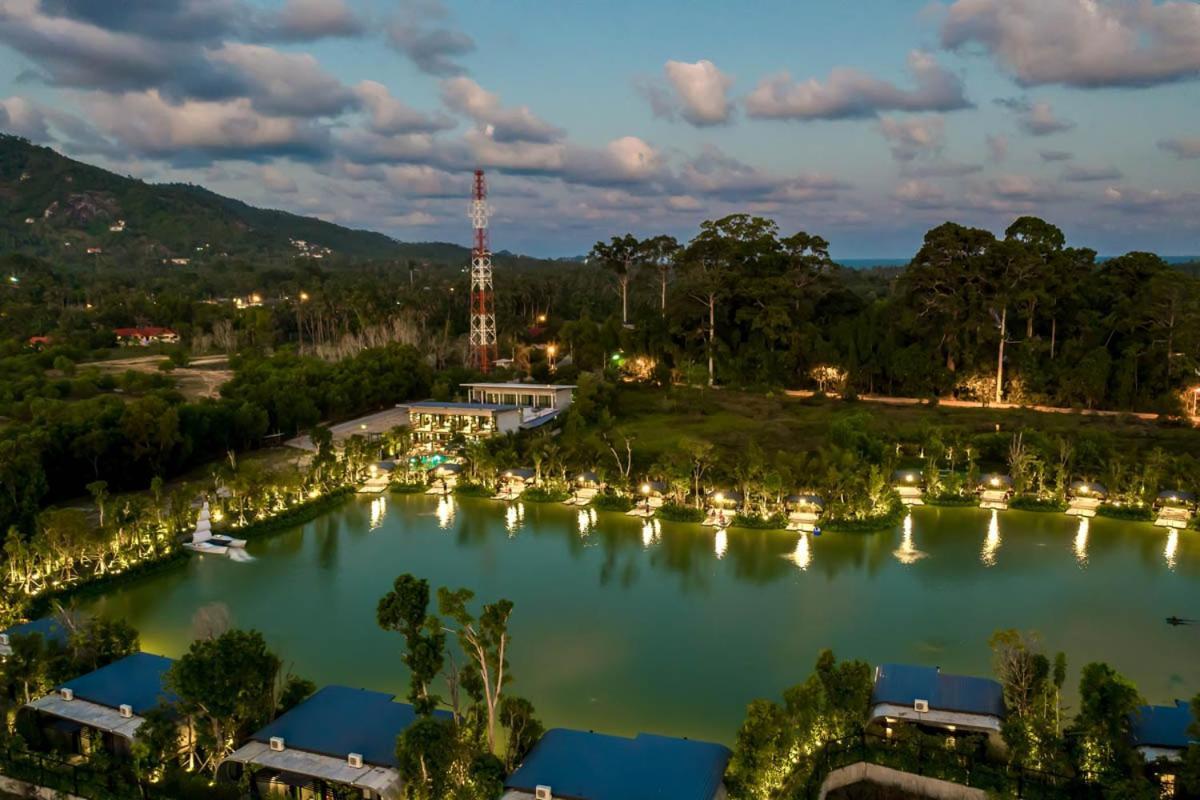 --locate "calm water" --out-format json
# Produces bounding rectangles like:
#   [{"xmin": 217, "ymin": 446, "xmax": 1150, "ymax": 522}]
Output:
[{"xmin": 86, "ymin": 496, "xmax": 1200, "ymax": 744}]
